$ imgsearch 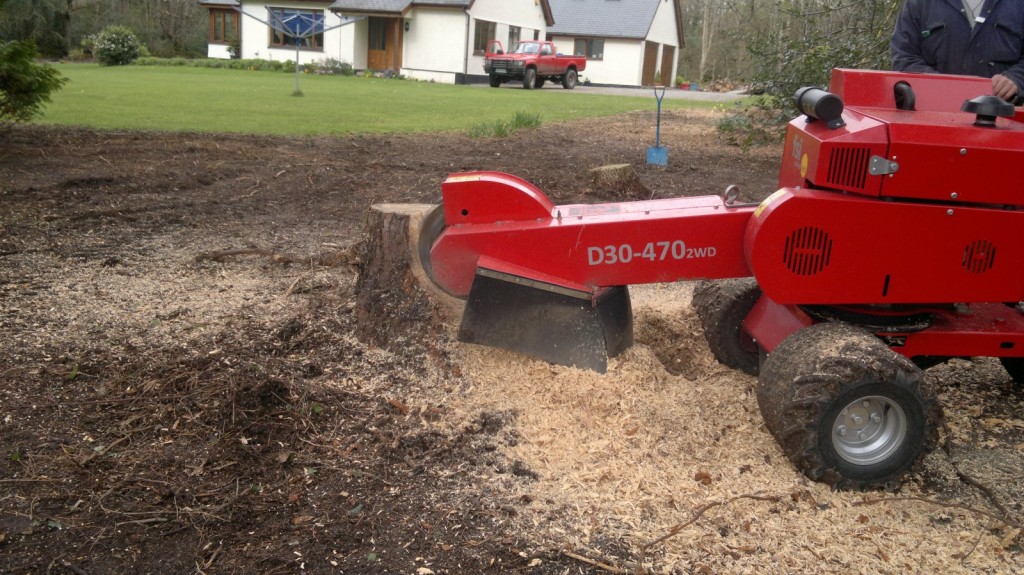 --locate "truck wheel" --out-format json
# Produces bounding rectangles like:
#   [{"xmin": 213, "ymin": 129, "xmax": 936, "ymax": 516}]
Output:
[
  {"xmin": 522, "ymin": 68, "xmax": 536, "ymax": 90},
  {"xmin": 999, "ymin": 357, "xmax": 1024, "ymax": 385},
  {"xmin": 535, "ymin": 78, "xmax": 546, "ymax": 88},
  {"xmin": 692, "ymin": 278, "xmax": 762, "ymax": 375},
  {"xmin": 489, "ymin": 74, "xmax": 501, "ymax": 88},
  {"xmin": 757, "ymin": 322, "xmax": 939, "ymax": 489},
  {"xmin": 562, "ymin": 69, "xmax": 577, "ymax": 89}
]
